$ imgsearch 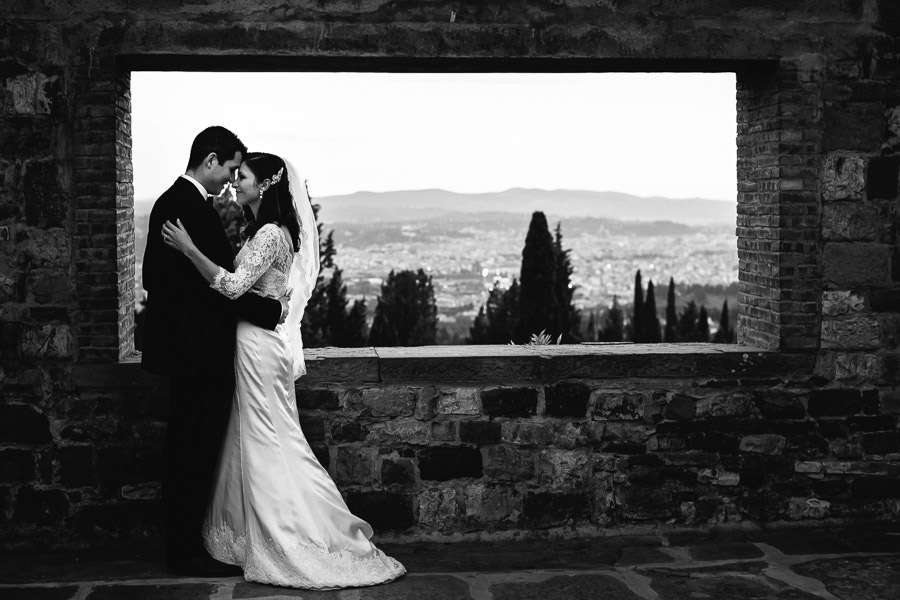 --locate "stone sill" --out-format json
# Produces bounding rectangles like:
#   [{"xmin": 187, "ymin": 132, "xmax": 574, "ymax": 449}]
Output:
[{"xmin": 109, "ymin": 343, "xmax": 811, "ymax": 387}]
